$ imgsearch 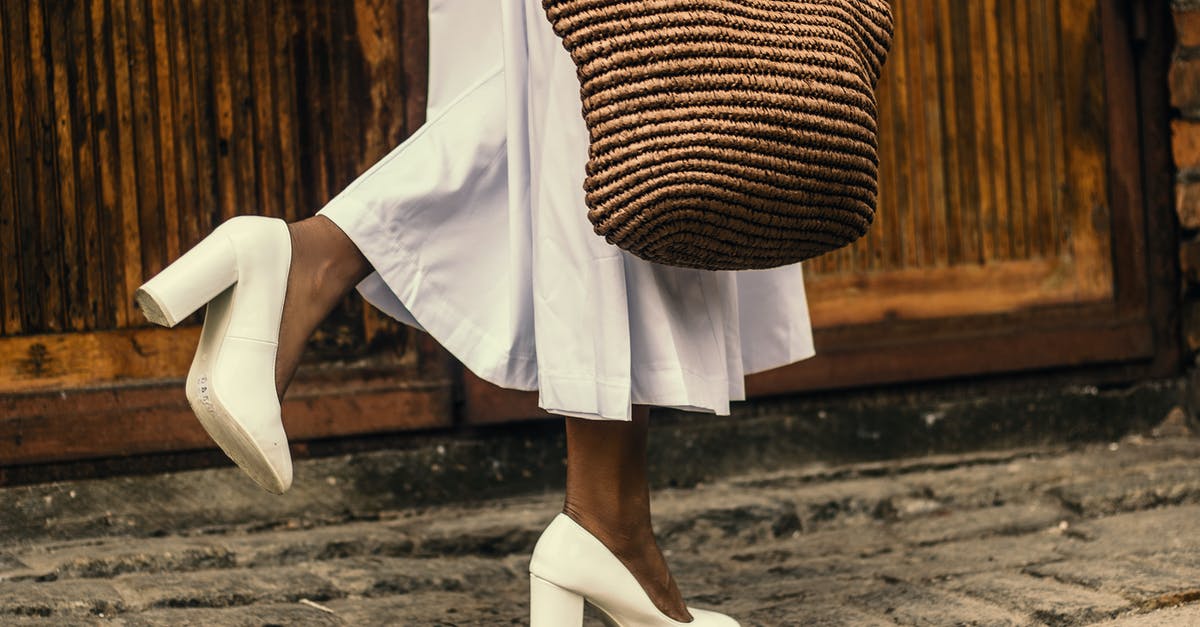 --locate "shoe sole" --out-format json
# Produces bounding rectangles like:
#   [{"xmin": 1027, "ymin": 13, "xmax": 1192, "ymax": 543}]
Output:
[{"xmin": 185, "ymin": 287, "xmax": 289, "ymax": 494}]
